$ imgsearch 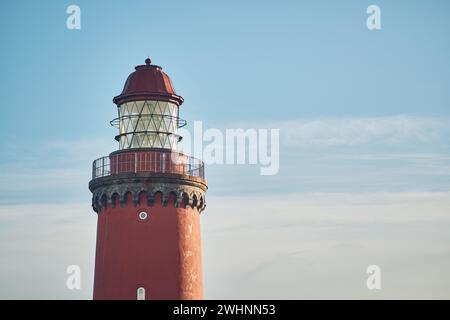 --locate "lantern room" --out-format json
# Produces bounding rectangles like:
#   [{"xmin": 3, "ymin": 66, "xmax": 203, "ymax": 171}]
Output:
[{"xmin": 111, "ymin": 58, "xmax": 186, "ymax": 150}]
